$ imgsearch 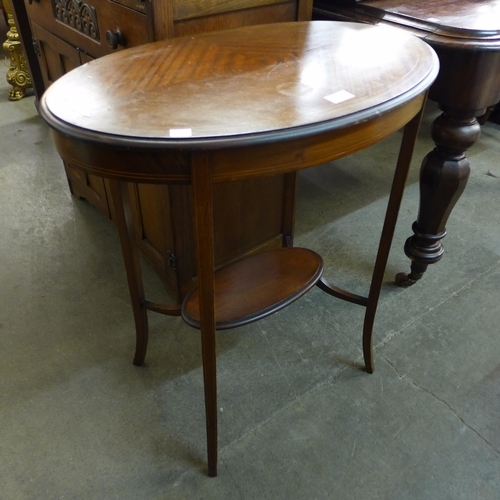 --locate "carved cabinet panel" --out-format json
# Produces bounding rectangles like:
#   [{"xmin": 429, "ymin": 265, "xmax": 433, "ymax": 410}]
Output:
[{"xmin": 26, "ymin": 0, "xmax": 150, "ymax": 64}]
